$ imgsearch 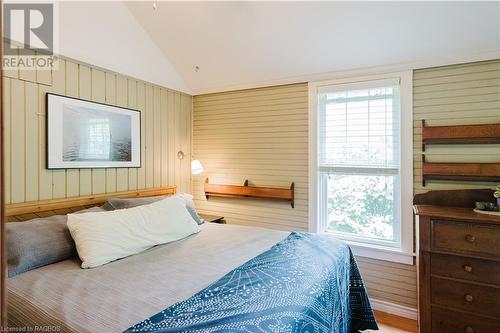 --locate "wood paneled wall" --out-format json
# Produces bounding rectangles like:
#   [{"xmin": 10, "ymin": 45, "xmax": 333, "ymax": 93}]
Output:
[
  {"xmin": 193, "ymin": 84, "xmax": 309, "ymax": 231},
  {"xmin": 3, "ymin": 56, "xmax": 192, "ymax": 204},
  {"xmin": 357, "ymin": 257, "xmax": 417, "ymax": 309},
  {"xmin": 414, "ymin": 59, "xmax": 500, "ymax": 193}
]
